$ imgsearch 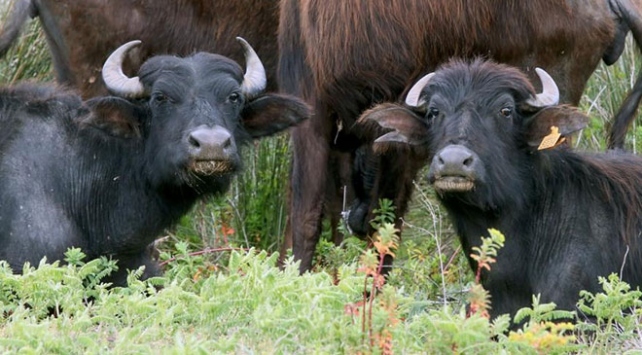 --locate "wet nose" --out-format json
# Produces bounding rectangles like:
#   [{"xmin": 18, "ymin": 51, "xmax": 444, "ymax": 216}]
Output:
[
  {"xmin": 431, "ymin": 144, "xmax": 477, "ymax": 177},
  {"xmin": 188, "ymin": 125, "xmax": 234, "ymax": 160}
]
